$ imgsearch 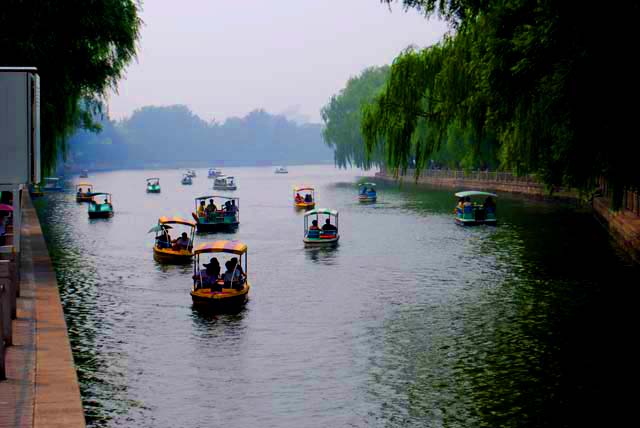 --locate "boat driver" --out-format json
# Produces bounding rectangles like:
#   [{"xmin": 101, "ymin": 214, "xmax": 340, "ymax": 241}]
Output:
[
  {"xmin": 173, "ymin": 232, "xmax": 191, "ymax": 250},
  {"xmin": 321, "ymin": 218, "xmax": 337, "ymax": 232}
]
